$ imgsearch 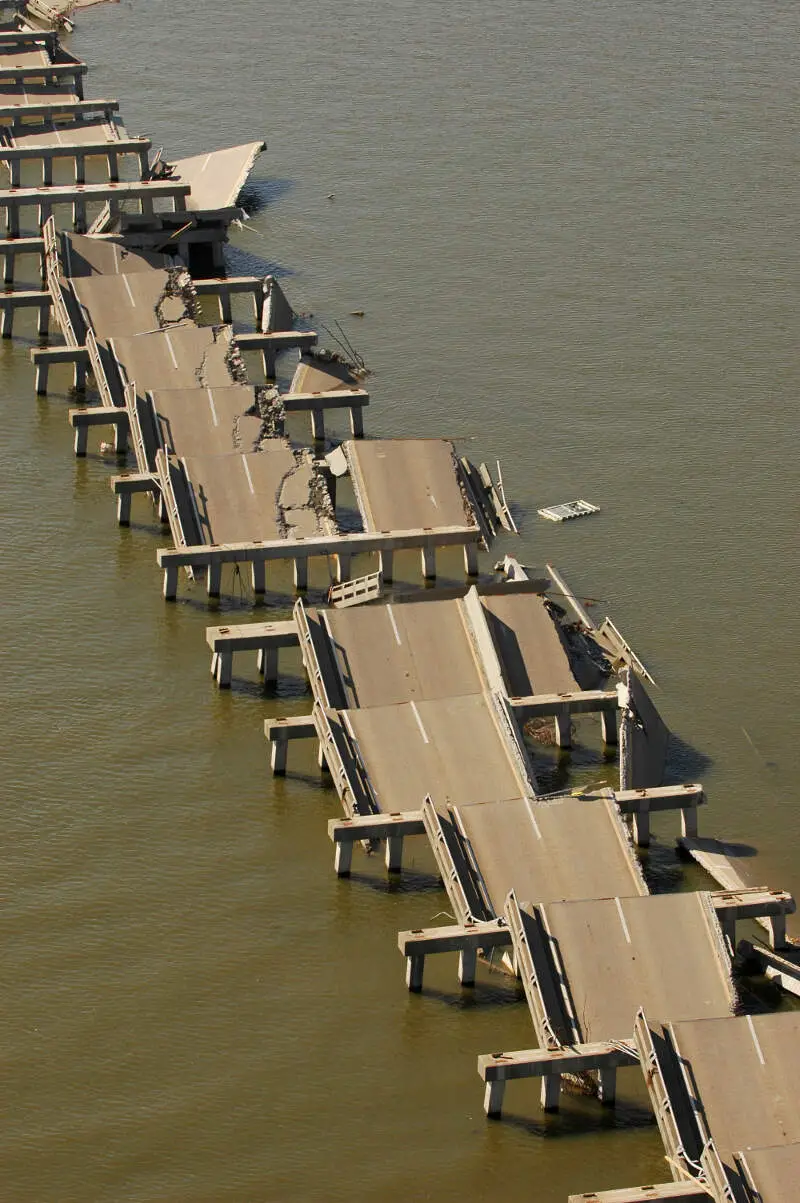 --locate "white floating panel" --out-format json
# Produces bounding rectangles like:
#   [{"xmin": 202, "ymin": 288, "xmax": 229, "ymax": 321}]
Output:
[{"xmin": 537, "ymin": 499, "xmax": 600, "ymax": 522}]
